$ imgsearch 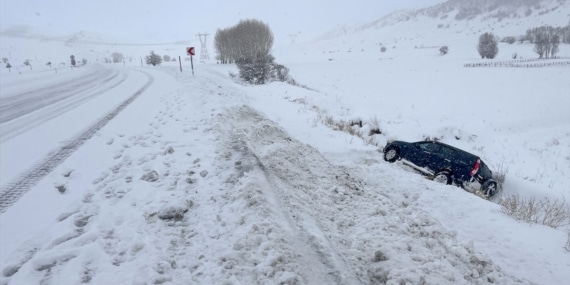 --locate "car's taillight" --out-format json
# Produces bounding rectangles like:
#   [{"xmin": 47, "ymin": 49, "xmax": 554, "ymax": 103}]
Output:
[{"xmin": 470, "ymin": 159, "xmax": 480, "ymax": 177}]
